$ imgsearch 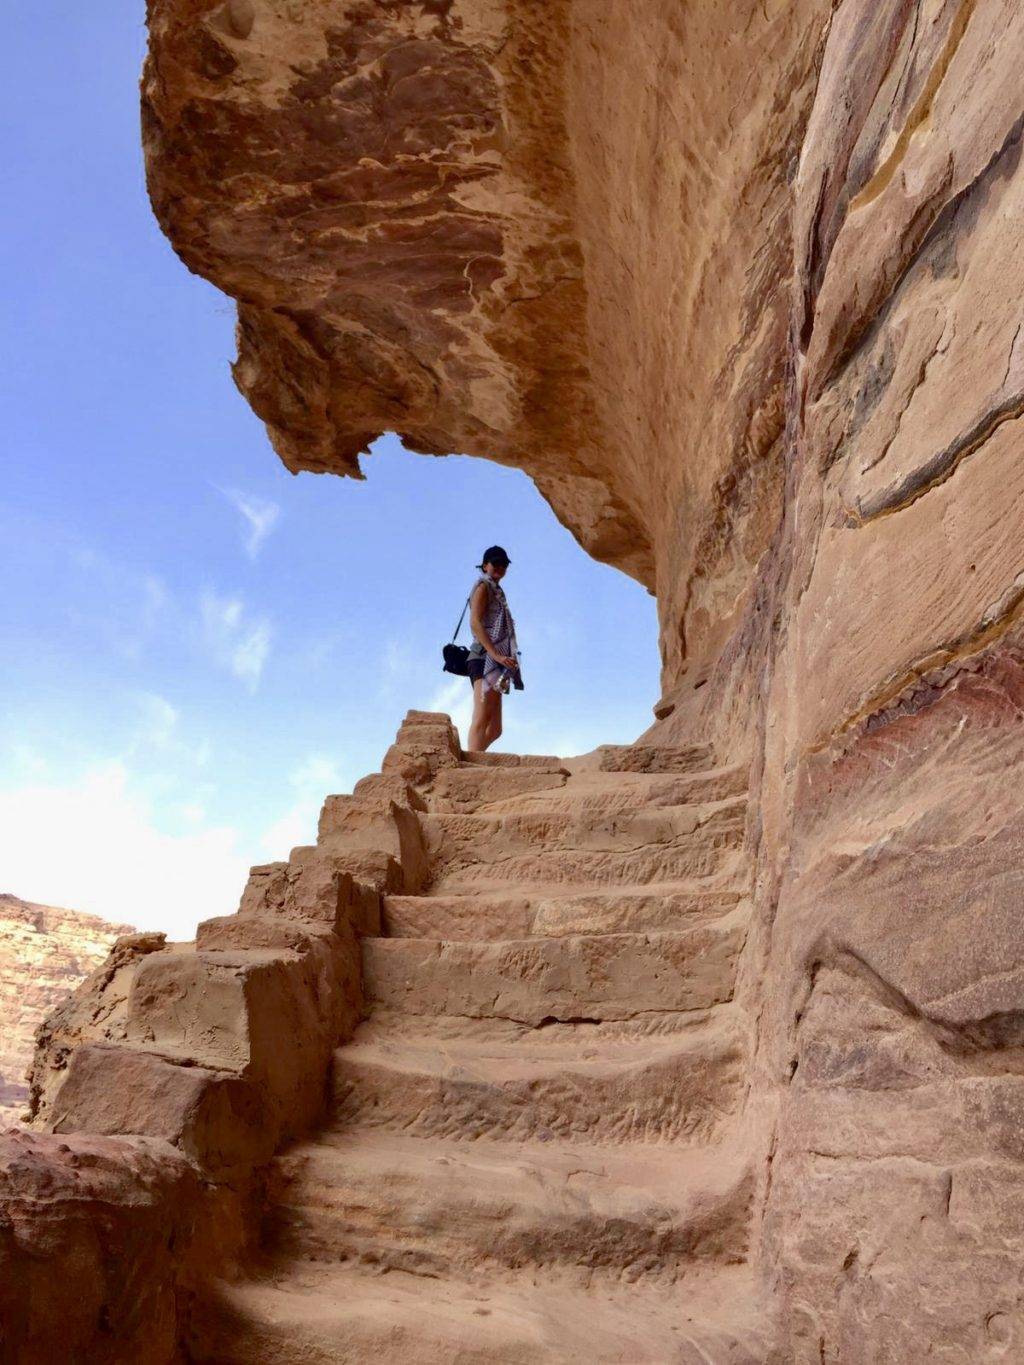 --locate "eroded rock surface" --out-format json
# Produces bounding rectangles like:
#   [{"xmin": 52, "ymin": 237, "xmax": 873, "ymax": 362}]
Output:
[
  {"xmin": 0, "ymin": 895, "xmax": 134, "ymax": 1124},
  {"xmin": 139, "ymin": 1, "xmax": 1024, "ymax": 1358},
  {"xmin": 5, "ymin": 747, "xmax": 396, "ymax": 1361},
  {"xmin": 754, "ymin": 3, "xmax": 1024, "ymax": 1357},
  {"xmin": 141, "ymin": 0, "xmax": 838, "ymax": 624},
  {"xmin": 184, "ymin": 716, "xmax": 765, "ymax": 1361},
  {"xmin": 9, "ymin": 0, "xmax": 1024, "ymax": 1359},
  {"xmin": 0, "ymin": 1128, "xmax": 216, "ymax": 1364}
]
